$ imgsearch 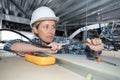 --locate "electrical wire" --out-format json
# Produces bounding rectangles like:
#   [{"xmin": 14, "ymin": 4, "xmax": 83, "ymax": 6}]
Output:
[
  {"xmin": 0, "ymin": 29, "xmax": 33, "ymax": 43},
  {"xmin": 0, "ymin": 29, "xmax": 33, "ymax": 57}
]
